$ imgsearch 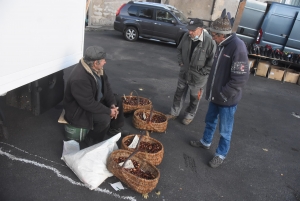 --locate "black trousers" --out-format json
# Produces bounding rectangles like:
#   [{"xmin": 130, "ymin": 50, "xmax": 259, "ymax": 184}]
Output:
[{"xmin": 87, "ymin": 94, "xmax": 124, "ymax": 142}]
